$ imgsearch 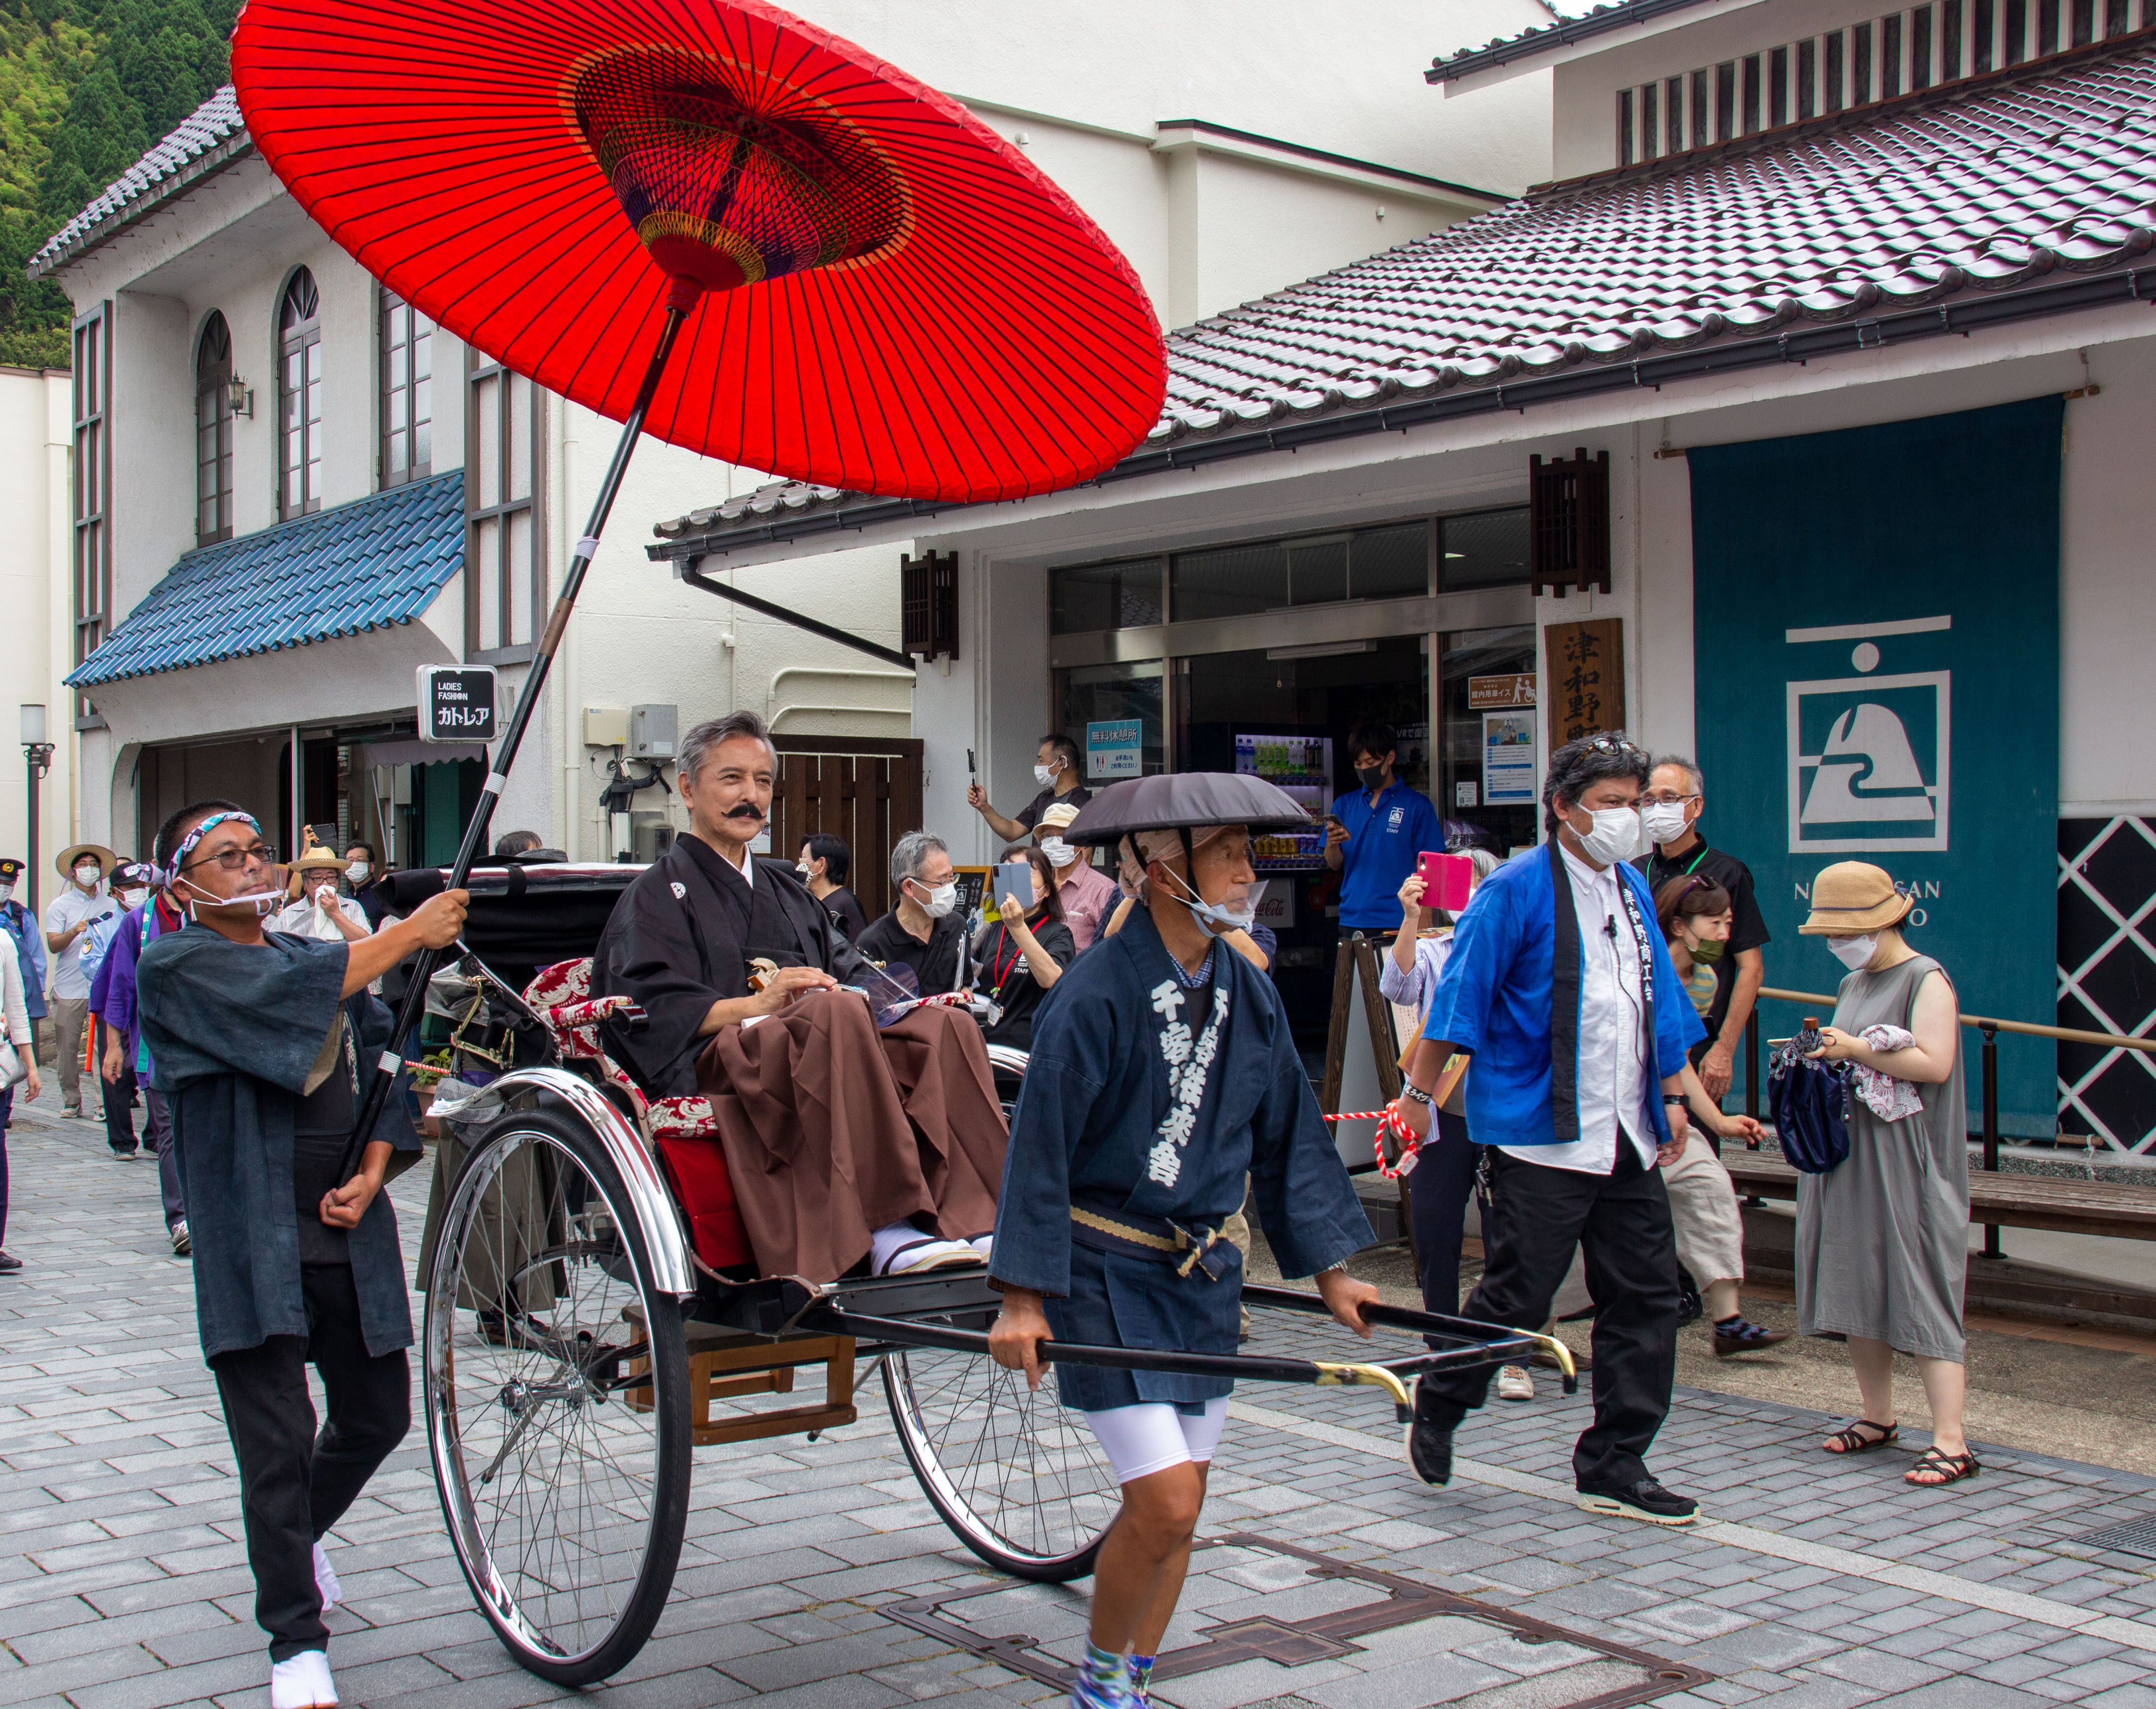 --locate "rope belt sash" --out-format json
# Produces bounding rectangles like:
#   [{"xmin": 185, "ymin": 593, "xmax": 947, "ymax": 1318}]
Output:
[{"xmin": 1069, "ymin": 1204, "xmax": 1231, "ymax": 1280}]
